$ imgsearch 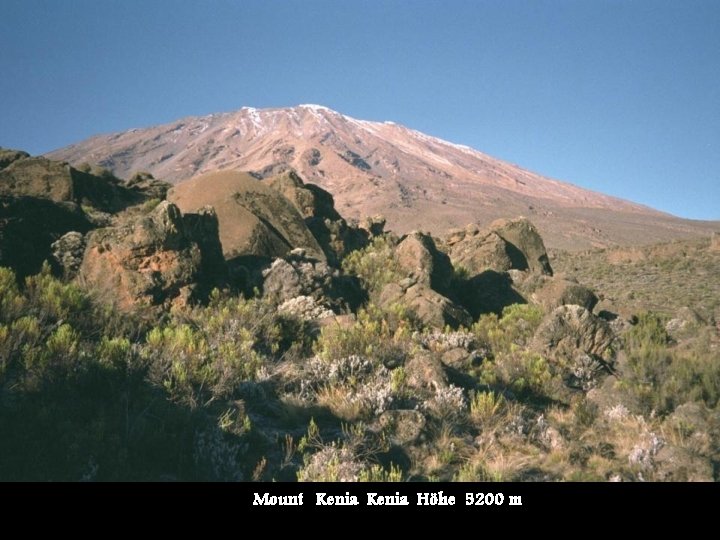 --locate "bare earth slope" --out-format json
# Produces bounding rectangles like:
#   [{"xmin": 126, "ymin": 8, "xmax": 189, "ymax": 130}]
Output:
[{"xmin": 47, "ymin": 105, "xmax": 719, "ymax": 250}]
